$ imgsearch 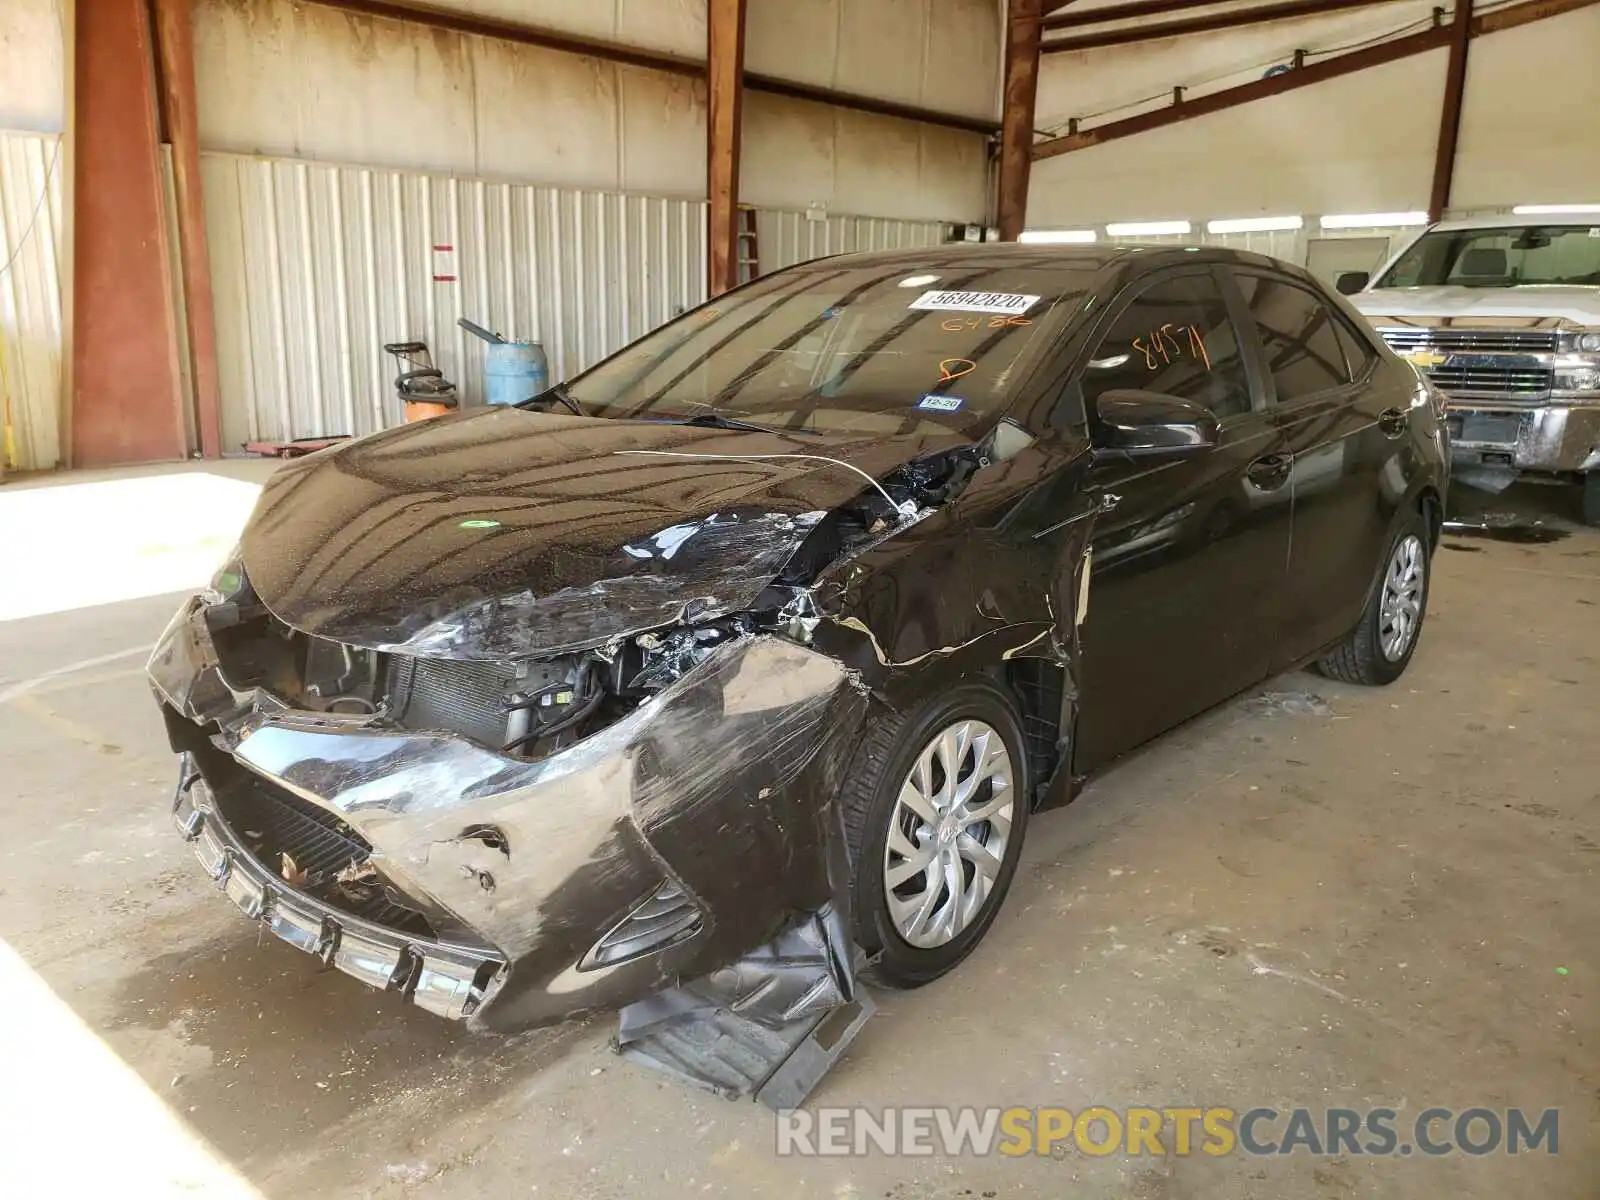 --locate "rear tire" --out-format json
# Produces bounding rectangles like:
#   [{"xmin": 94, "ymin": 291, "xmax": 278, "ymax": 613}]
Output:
[
  {"xmin": 1315, "ymin": 511, "xmax": 1430, "ymax": 686},
  {"xmin": 840, "ymin": 680, "xmax": 1031, "ymax": 989}
]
